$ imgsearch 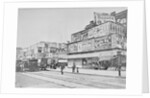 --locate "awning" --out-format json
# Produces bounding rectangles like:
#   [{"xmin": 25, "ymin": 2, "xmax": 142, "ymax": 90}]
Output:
[
  {"xmin": 67, "ymin": 50, "xmax": 118, "ymax": 59},
  {"xmin": 67, "ymin": 52, "xmax": 99, "ymax": 59},
  {"xmin": 99, "ymin": 56, "xmax": 113, "ymax": 61}
]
